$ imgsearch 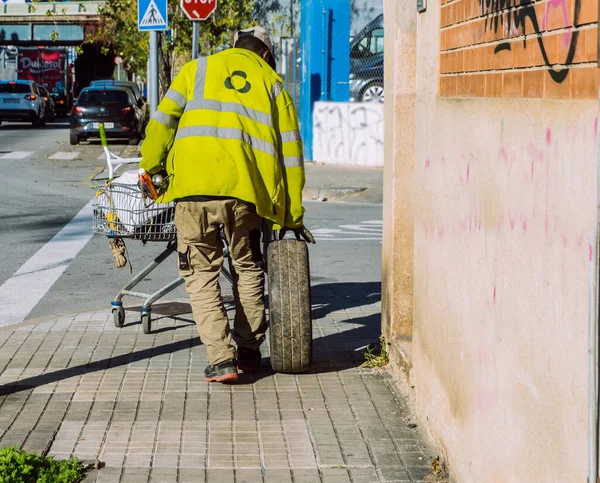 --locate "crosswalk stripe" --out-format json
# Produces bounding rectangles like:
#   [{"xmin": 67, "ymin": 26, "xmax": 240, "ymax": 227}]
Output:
[
  {"xmin": 0, "ymin": 151, "xmax": 34, "ymax": 160},
  {"xmin": 49, "ymin": 151, "xmax": 80, "ymax": 160},
  {"xmin": 0, "ymin": 201, "xmax": 94, "ymax": 327}
]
